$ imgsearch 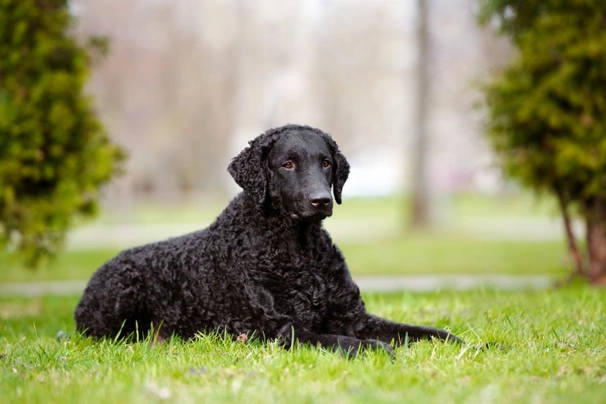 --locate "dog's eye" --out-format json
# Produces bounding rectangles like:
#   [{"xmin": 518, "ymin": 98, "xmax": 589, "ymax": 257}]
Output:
[
  {"xmin": 283, "ymin": 161, "xmax": 294, "ymax": 169},
  {"xmin": 322, "ymin": 160, "xmax": 331, "ymax": 168}
]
